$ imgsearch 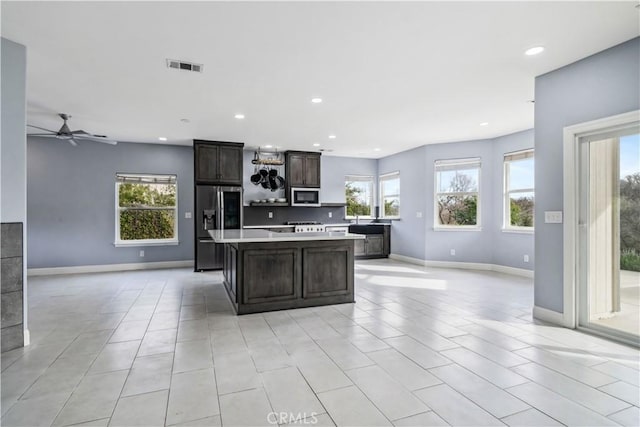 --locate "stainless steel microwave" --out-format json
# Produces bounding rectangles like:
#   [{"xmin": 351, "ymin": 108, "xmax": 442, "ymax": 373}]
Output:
[{"xmin": 290, "ymin": 187, "xmax": 321, "ymax": 207}]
